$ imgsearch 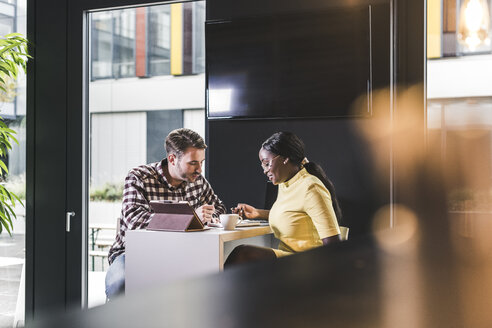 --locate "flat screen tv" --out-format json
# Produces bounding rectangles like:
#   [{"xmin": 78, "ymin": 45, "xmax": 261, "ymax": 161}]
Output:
[{"xmin": 206, "ymin": 5, "xmax": 373, "ymax": 119}]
